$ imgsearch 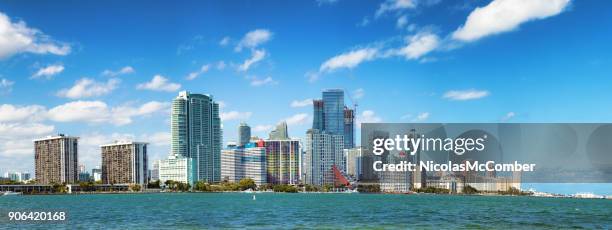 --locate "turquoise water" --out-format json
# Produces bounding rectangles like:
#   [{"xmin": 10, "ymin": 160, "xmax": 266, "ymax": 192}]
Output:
[{"xmin": 0, "ymin": 193, "xmax": 611, "ymax": 229}]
